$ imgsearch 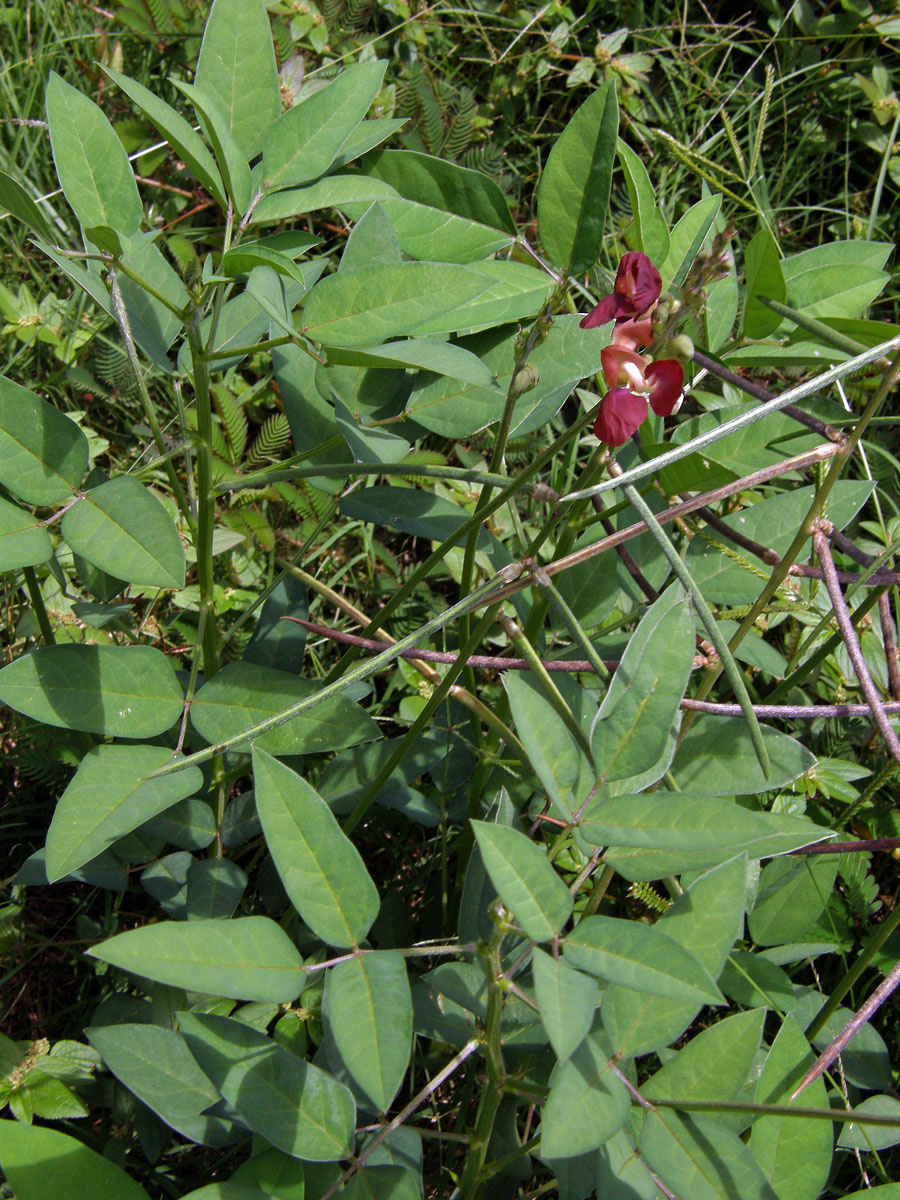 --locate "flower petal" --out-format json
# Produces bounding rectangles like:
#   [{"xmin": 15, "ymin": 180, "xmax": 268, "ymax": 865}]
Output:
[
  {"xmin": 593, "ymin": 388, "xmax": 648, "ymax": 446},
  {"xmin": 646, "ymin": 359, "xmax": 684, "ymax": 416},
  {"xmin": 611, "ymin": 317, "xmax": 654, "ymax": 350},
  {"xmin": 580, "ymin": 292, "xmax": 632, "ymax": 329},
  {"xmin": 601, "ymin": 344, "xmax": 646, "ymax": 390},
  {"xmin": 617, "ymin": 251, "xmax": 661, "ymax": 315}
]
